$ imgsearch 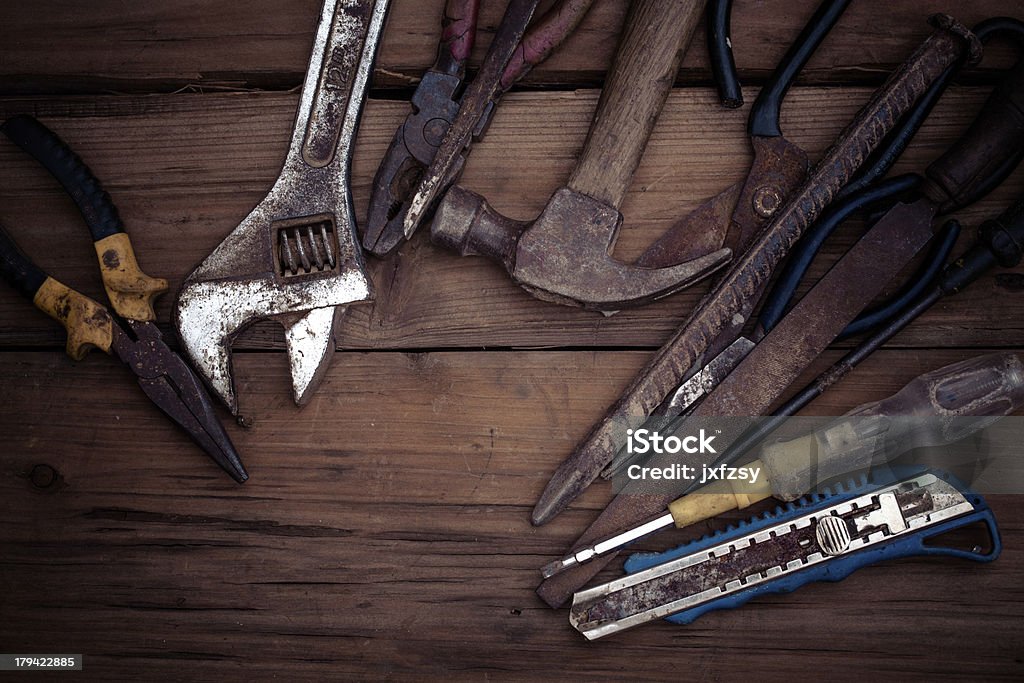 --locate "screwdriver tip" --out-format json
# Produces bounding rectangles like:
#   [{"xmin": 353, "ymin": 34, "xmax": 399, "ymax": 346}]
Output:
[{"xmin": 540, "ymin": 557, "xmax": 575, "ymax": 579}]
